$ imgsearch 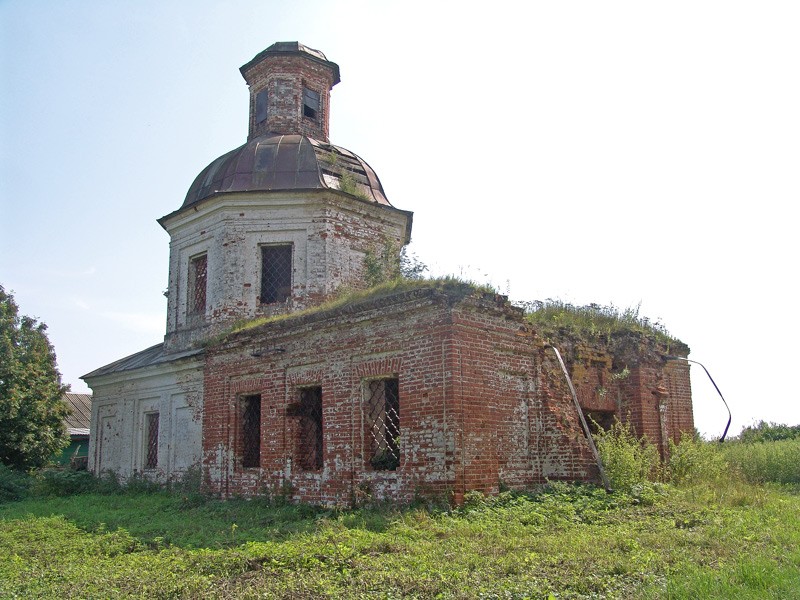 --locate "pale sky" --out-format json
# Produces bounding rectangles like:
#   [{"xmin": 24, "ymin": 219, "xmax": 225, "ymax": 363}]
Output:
[{"xmin": 2, "ymin": 1, "xmax": 798, "ymax": 438}]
